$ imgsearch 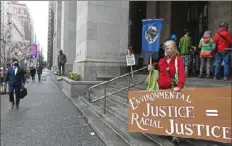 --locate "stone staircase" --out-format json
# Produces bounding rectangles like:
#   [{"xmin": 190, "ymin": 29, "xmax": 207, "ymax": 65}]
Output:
[{"xmin": 72, "ymin": 74, "xmax": 231, "ymax": 146}]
